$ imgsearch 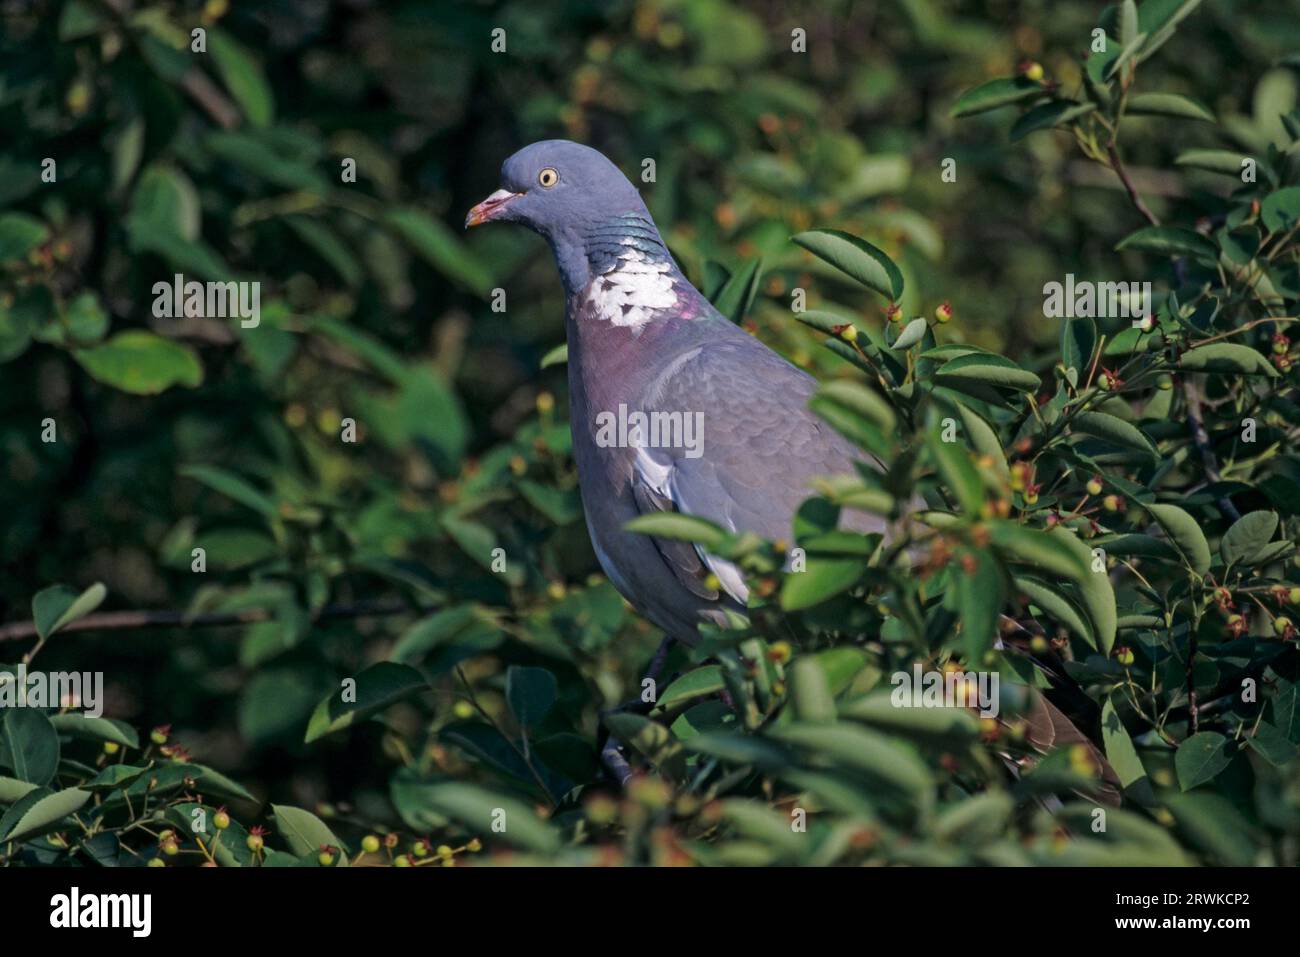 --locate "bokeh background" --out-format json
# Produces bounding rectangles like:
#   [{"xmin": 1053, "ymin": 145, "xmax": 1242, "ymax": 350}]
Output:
[{"xmin": 2, "ymin": 0, "xmax": 1299, "ymax": 857}]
